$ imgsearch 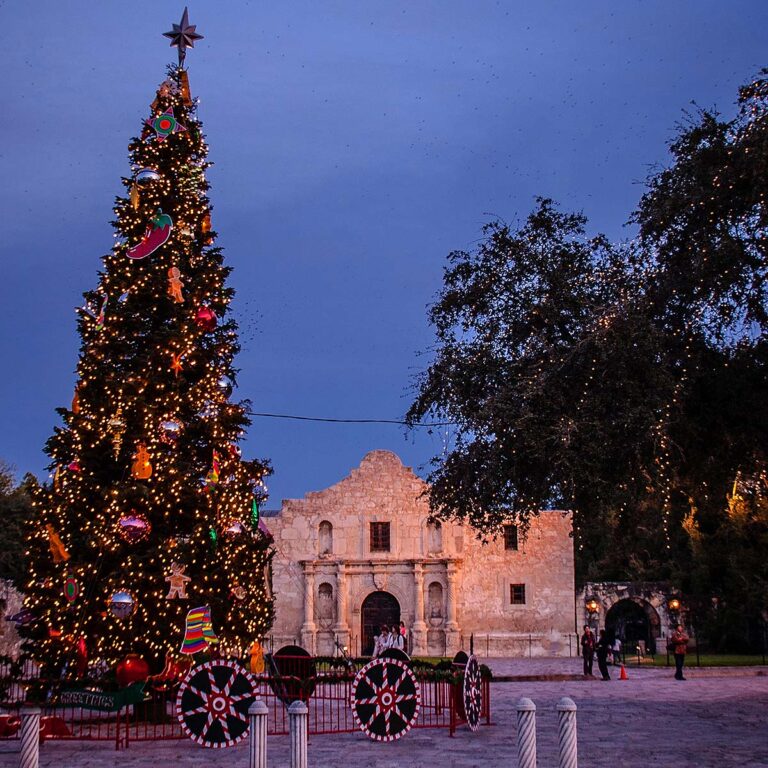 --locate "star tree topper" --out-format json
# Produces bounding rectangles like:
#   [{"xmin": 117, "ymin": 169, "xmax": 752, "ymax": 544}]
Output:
[{"xmin": 163, "ymin": 7, "xmax": 204, "ymax": 68}]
